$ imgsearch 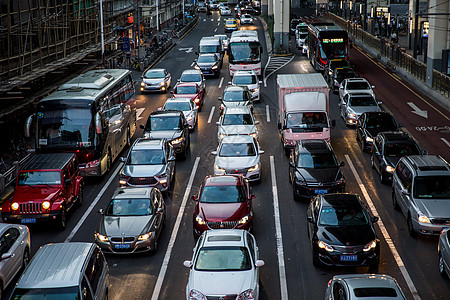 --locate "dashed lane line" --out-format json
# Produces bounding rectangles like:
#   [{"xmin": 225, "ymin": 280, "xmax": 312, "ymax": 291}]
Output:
[
  {"xmin": 266, "ymin": 105, "xmax": 270, "ymax": 122},
  {"xmin": 218, "ymin": 77, "xmax": 224, "ymax": 89},
  {"xmin": 441, "ymin": 138, "xmax": 450, "ymax": 148},
  {"xmin": 207, "ymin": 106, "xmax": 215, "ymax": 123}
]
